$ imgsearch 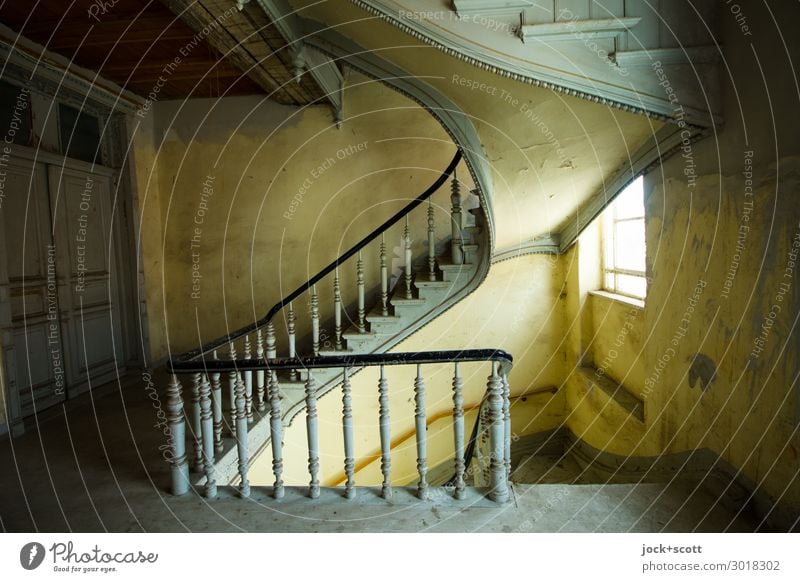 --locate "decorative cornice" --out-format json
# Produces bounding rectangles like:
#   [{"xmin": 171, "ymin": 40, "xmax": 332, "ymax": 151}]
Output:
[
  {"xmin": 452, "ymin": 0, "xmax": 530, "ymax": 16},
  {"xmin": 346, "ymin": 0, "xmax": 693, "ymax": 125},
  {"xmin": 492, "ymin": 235, "xmax": 560, "ymax": 263},
  {"xmin": 612, "ymin": 45, "xmax": 721, "ymax": 68}
]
